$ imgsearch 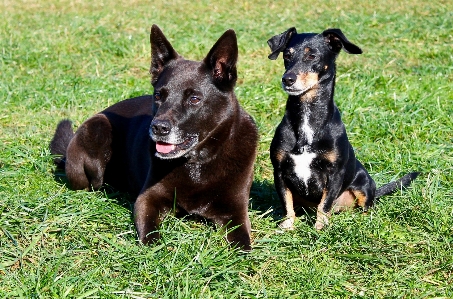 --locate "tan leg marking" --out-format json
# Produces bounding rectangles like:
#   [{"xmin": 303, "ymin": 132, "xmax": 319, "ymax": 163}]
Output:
[
  {"xmin": 314, "ymin": 189, "xmax": 330, "ymax": 230},
  {"xmin": 352, "ymin": 190, "xmax": 367, "ymax": 208},
  {"xmin": 279, "ymin": 188, "xmax": 296, "ymax": 230}
]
